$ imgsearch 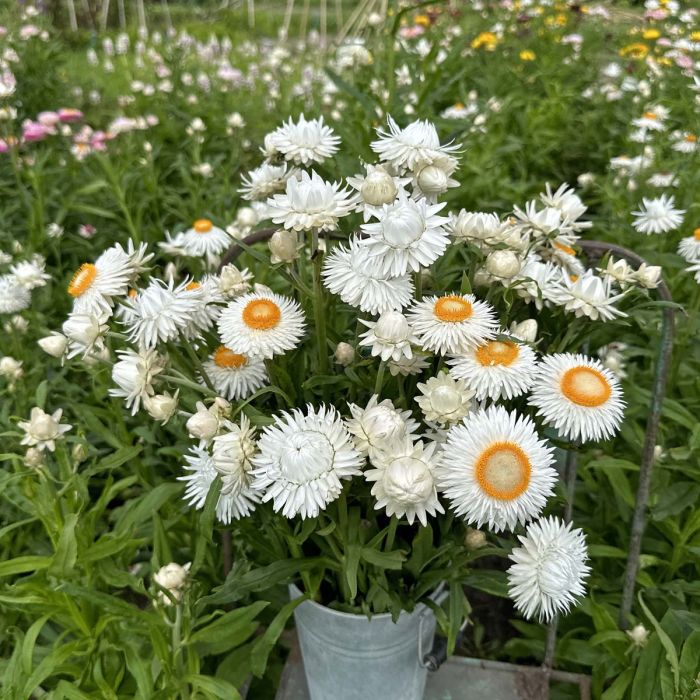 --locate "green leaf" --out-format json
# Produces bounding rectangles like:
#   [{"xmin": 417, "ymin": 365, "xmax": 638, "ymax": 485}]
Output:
[
  {"xmin": 184, "ymin": 674, "xmax": 241, "ymax": 699},
  {"xmin": 21, "ymin": 613, "xmax": 51, "ymax": 675},
  {"xmin": 189, "ymin": 601, "xmax": 268, "ymax": 656},
  {"xmin": 651, "ymin": 482, "xmax": 700, "ymax": 520},
  {"xmin": 464, "ymin": 570, "xmax": 509, "ymax": 597},
  {"xmin": 124, "ymin": 644, "xmax": 154, "ymax": 699},
  {"xmin": 360, "ymin": 547, "xmax": 405, "ymax": 570},
  {"xmin": 601, "ymin": 668, "xmax": 634, "ymax": 700},
  {"xmin": 679, "ymin": 630, "xmax": 700, "ymax": 683},
  {"xmin": 638, "ymin": 592, "xmax": 679, "ymax": 692},
  {"xmin": 49, "ymin": 512, "xmax": 79, "ymax": 576},
  {"xmin": 97, "ymin": 445, "xmax": 143, "ymax": 471},
  {"xmin": 0, "ymin": 555, "xmax": 51, "ymax": 578},
  {"xmin": 344, "ymin": 544, "xmax": 362, "ymax": 601}
]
